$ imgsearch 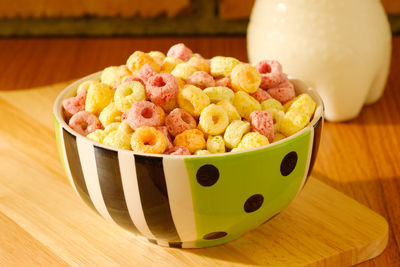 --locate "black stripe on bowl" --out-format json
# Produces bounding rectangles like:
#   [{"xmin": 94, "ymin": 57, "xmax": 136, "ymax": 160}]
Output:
[
  {"xmin": 134, "ymin": 155, "xmax": 181, "ymax": 242},
  {"xmin": 62, "ymin": 129, "xmax": 97, "ymax": 213},
  {"xmin": 93, "ymin": 145, "xmax": 139, "ymax": 234}
]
